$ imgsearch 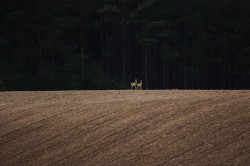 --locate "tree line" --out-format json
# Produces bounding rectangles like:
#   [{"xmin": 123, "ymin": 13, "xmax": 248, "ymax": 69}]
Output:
[{"xmin": 0, "ymin": 0, "xmax": 250, "ymax": 90}]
